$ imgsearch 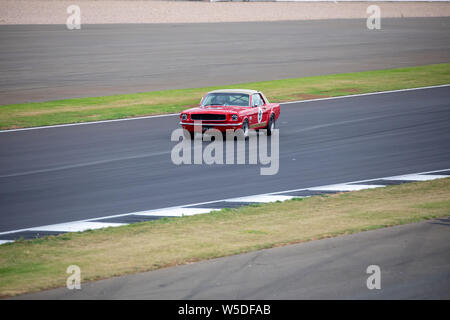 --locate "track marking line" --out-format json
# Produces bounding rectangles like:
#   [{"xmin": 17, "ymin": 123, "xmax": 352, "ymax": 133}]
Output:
[
  {"xmin": 384, "ymin": 174, "xmax": 450, "ymax": 181},
  {"xmin": 0, "ymin": 168, "xmax": 448, "ymax": 243},
  {"xmin": 226, "ymin": 195, "xmax": 295, "ymax": 203},
  {"xmin": 280, "ymin": 84, "xmax": 450, "ymax": 105},
  {"xmin": 308, "ymin": 184, "xmax": 384, "ymax": 192},
  {"xmin": 28, "ymin": 221, "xmax": 126, "ymax": 233},
  {"xmin": 133, "ymin": 207, "xmax": 220, "ymax": 217},
  {"xmin": 0, "ymin": 113, "xmax": 180, "ymax": 133},
  {"xmin": 269, "ymin": 168, "xmax": 450, "ymax": 195}
]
